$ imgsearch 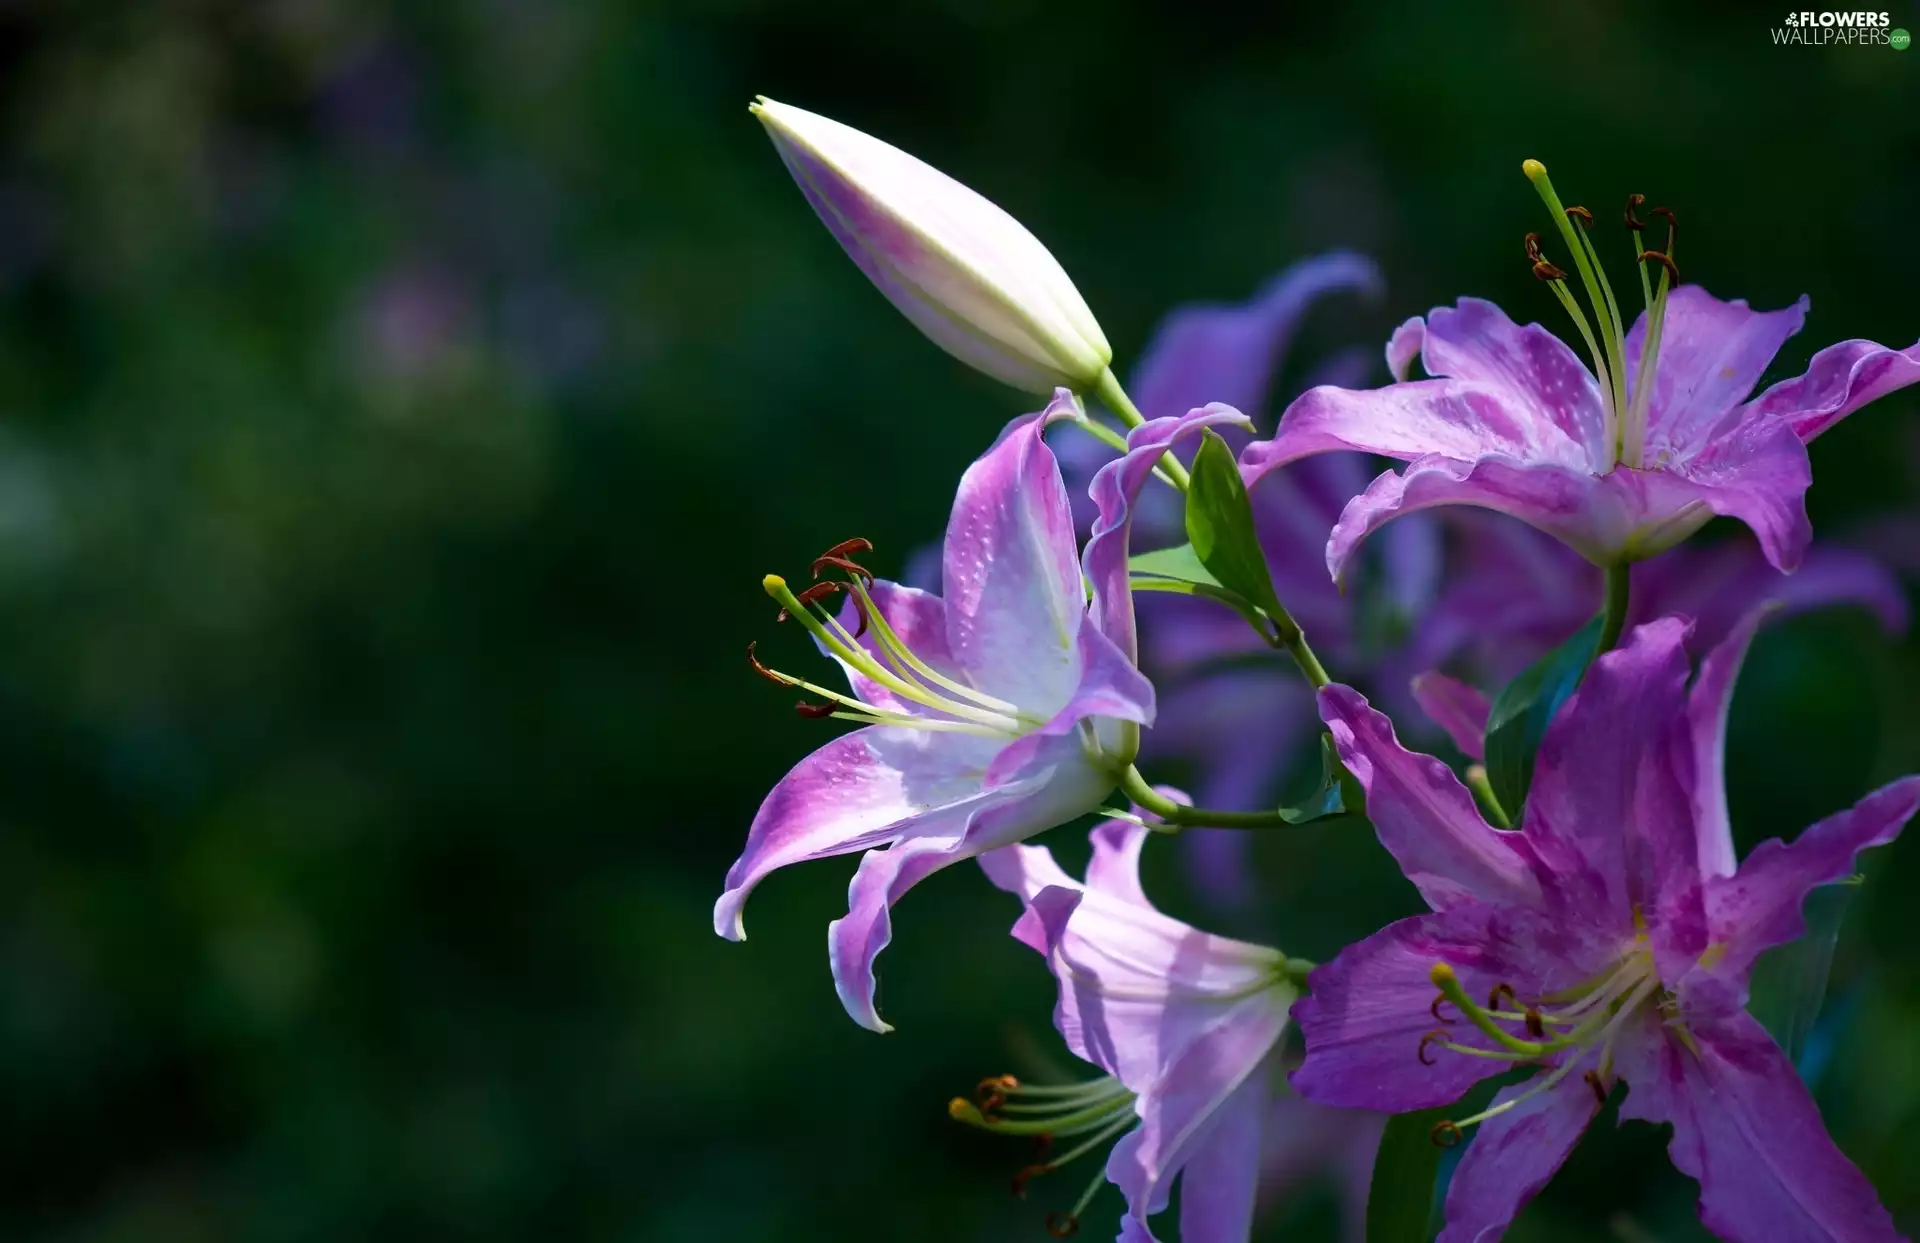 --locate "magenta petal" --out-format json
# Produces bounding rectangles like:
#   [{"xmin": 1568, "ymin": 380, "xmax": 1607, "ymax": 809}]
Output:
[
  {"xmin": 1742, "ymin": 335, "xmax": 1920, "ymax": 443},
  {"xmin": 942, "ymin": 396, "xmax": 1087, "ymax": 709},
  {"xmin": 1108, "ymin": 1014, "xmax": 1285, "ymax": 1232},
  {"xmin": 1420, "ymin": 297, "xmax": 1610, "ymax": 466},
  {"xmin": 714, "ymin": 727, "xmax": 998, "ymax": 941},
  {"xmin": 1704, "ymin": 774, "xmax": 1920, "ymax": 981},
  {"xmin": 1623, "ymin": 286, "xmax": 1807, "ymax": 455},
  {"xmin": 1410, "ymin": 671, "xmax": 1491, "ymax": 760},
  {"xmin": 828, "ymin": 833, "xmax": 970, "ymax": 1032},
  {"xmin": 1085, "ymin": 404, "xmax": 1255, "ymax": 662},
  {"xmin": 1674, "ymin": 415, "xmax": 1815, "ymax": 573},
  {"xmin": 1290, "ymin": 906, "xmax": 1592, "ymax": 1112},
  {"xmin": 1436, "ymin": 1073, "xmax": 1599, "ymax": 1243},
  {"xmin": 1617, "ymin": 1006, "xmax": 1904, "ymax": 1243},
  {"xmin": 1686, "ymin": 608, "xmax": 1767, "ymax": 881},
  {"xmin": 1386, "ymin": 315, "xmax": 1426, "ymax": 382},
  {"xmin": 1173, "ymin": 1076, "xmax": 1268, "ymax": 1243},
  {"xmin": 1525, "ymin": 618, "xmax": 1701, "ymax": 965},
  {"xmin": 1129, "ymin": 253, "xmax": 1383, "ymax": 421},
  {"xmin": 1244, "ymin": 379, "xmax": 1588, "ymax": 490},
  {"xmin": 1318, "ymin": 684, "xmax": 1538, "ymax": 911}
]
